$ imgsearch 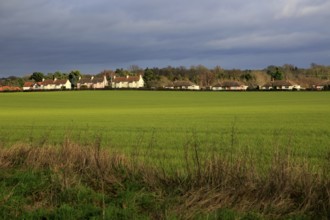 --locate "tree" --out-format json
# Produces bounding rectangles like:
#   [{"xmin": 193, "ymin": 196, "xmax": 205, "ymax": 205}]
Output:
[
  {"xmin": 213, "ymin": 65, "xmax": 225, "ymax": 80},
  {"xmin": 99, "ymin": 70, "xmax": 115, "ymax": 80},
  {"xmin": 115, "ymin": 68, "xmax": 131, "ymax": 76},
  {"xmin": 266, "ymin": 66, "xmax": 283, "ymax": 80},
  {"xmin": 1, "ymin": 76, "xmax": 24, "ymax": 87},
  {"xmin": 53, "ymin": 71, "xmax": 68, "ymax": 80},
  {"xmin": 240, "ymin": 73, "xmax": 253, "ymax": 81},
  {"xmin": 30, "ymin": 72, "xmax": 45, "ymax": 82},
  {"xmin": 196, "ymin": 65, "xmax": 215, "ymax": 87},
  {"xmin": 129, "ymin": 65, "xmax": 144, "ymax": 75},
  {"xmin": 68, "ymin": 70, "xmax": 81, "ymax": 89},
  {"xmin": 143, "ymin": 68, "xmax": 159, "ymax": 88}
]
